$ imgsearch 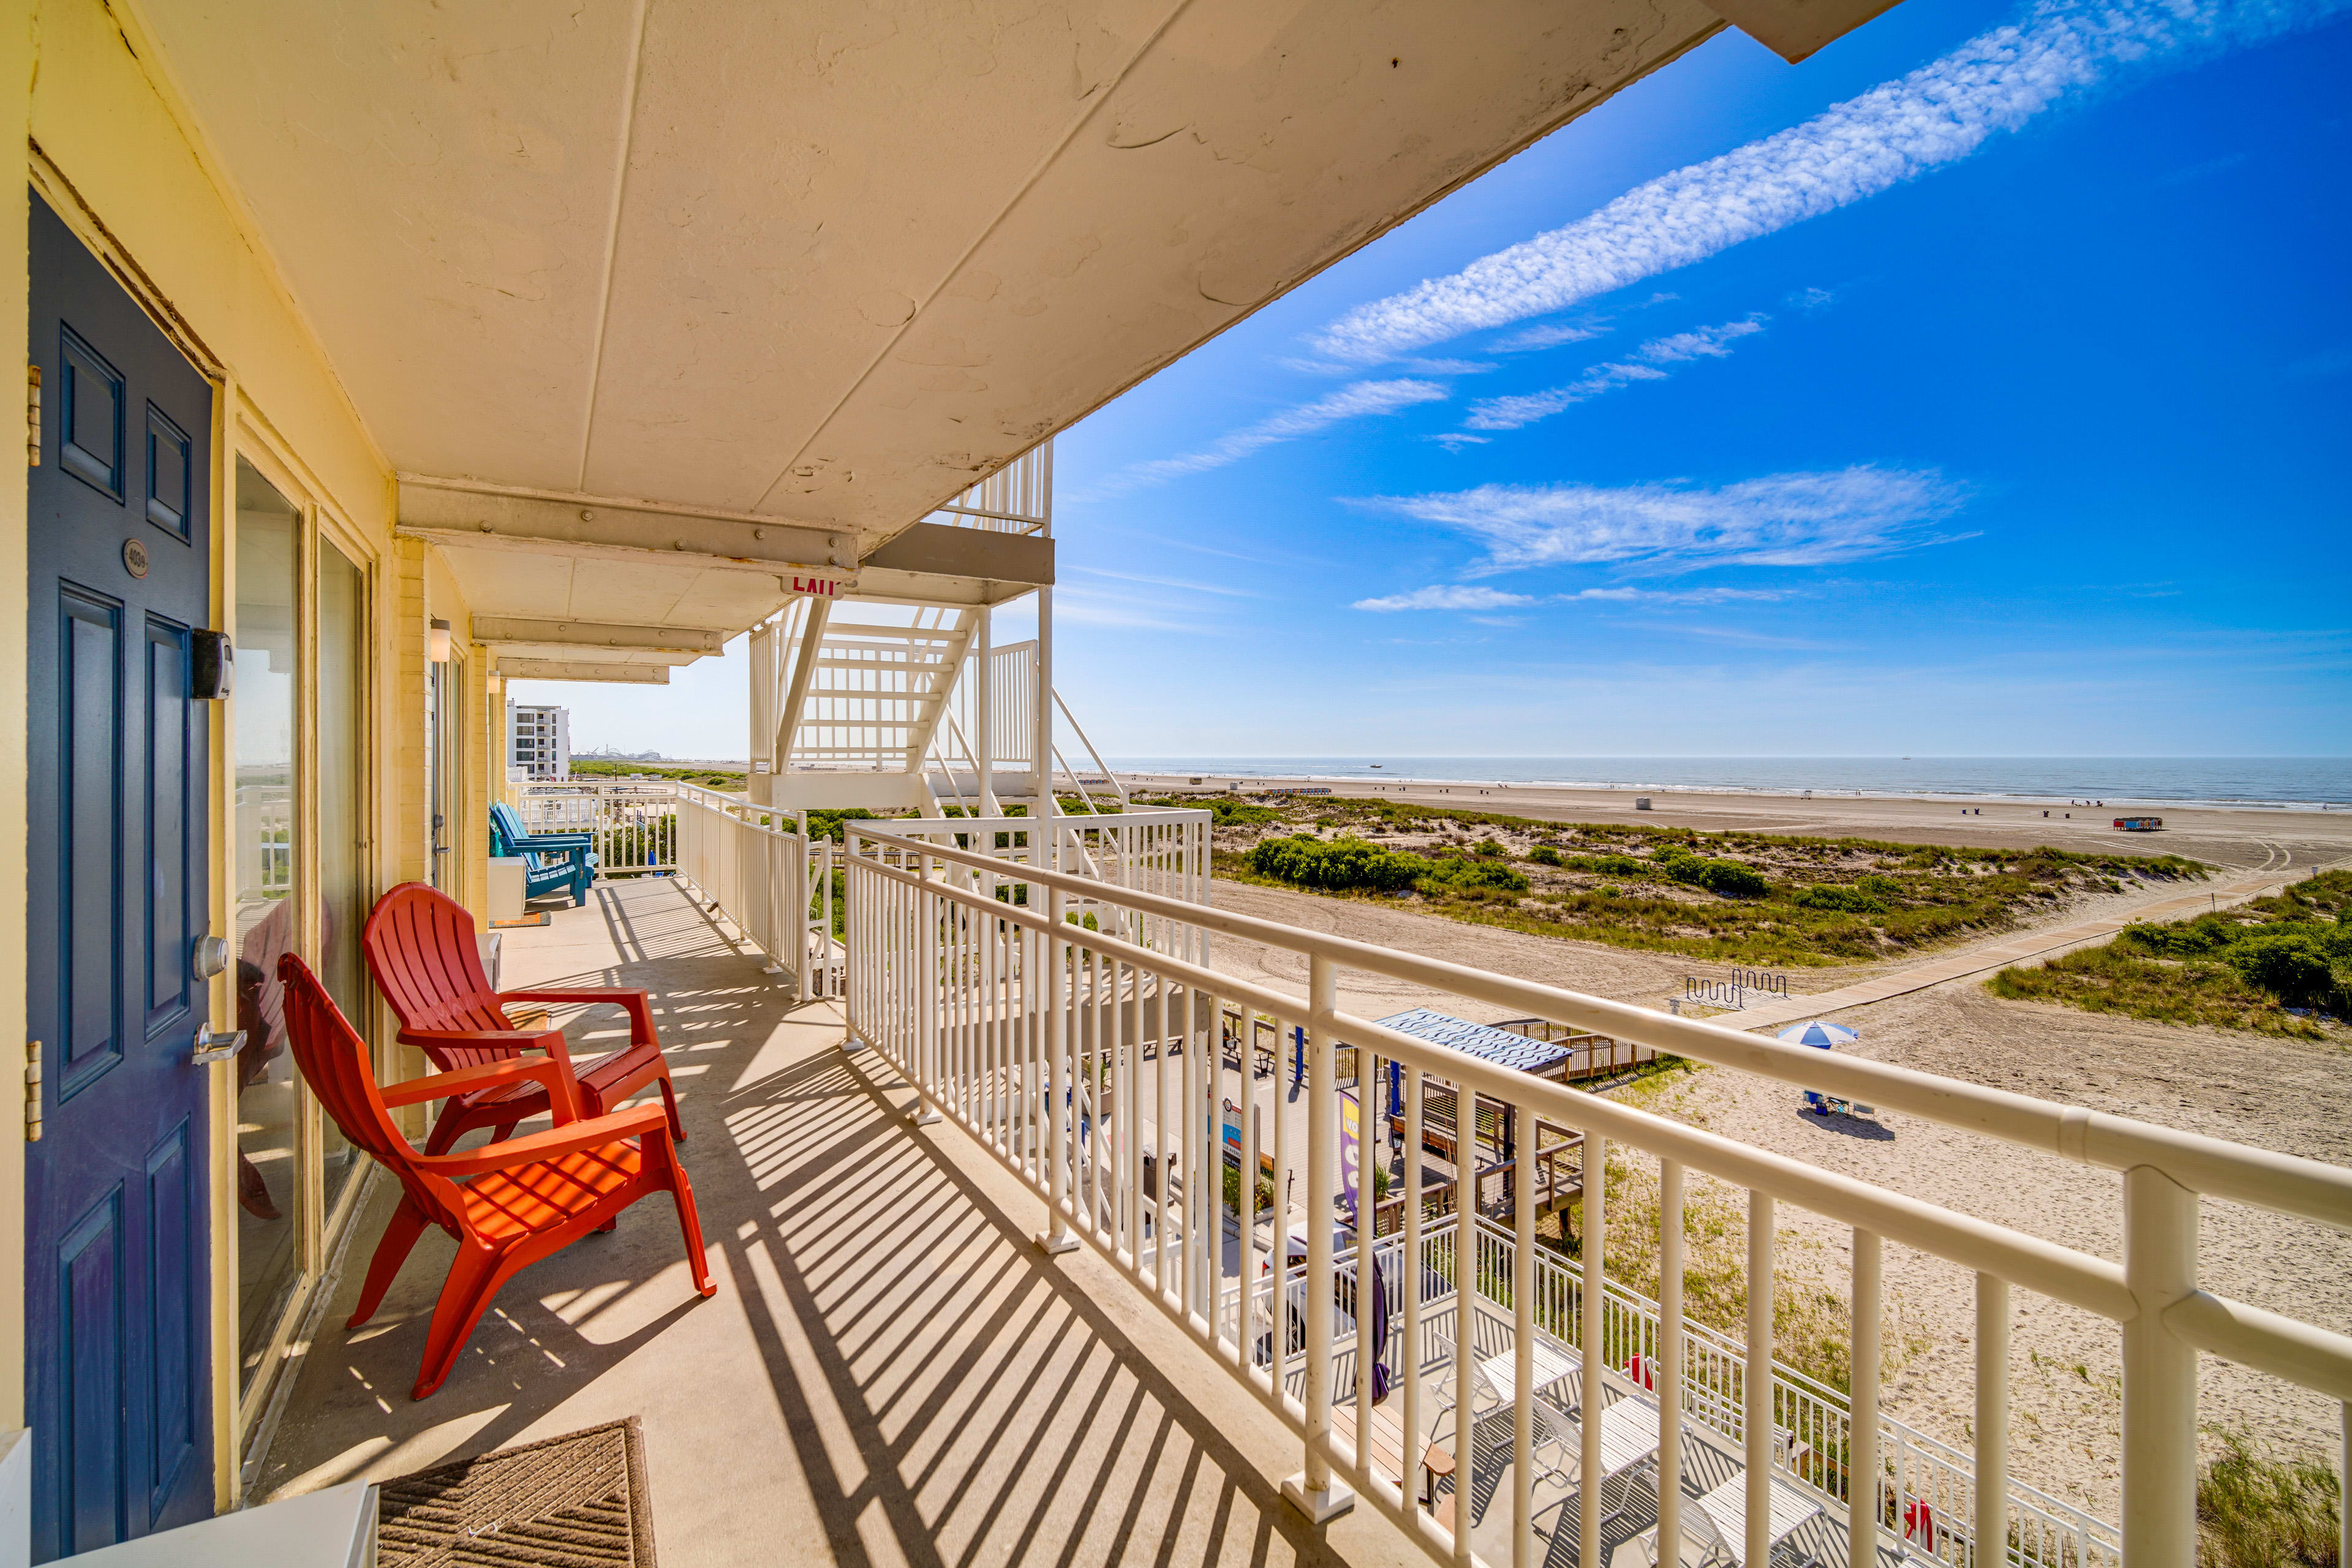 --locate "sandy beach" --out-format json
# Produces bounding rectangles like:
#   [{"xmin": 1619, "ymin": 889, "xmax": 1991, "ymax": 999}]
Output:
[
  {"xmin": 1126, "ymin": 770, "xmax": 2352, "ymax": 877},
  {"xmin": 1187, "ymin": 840, "xmax": 2352, "ymax": 1523}
]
